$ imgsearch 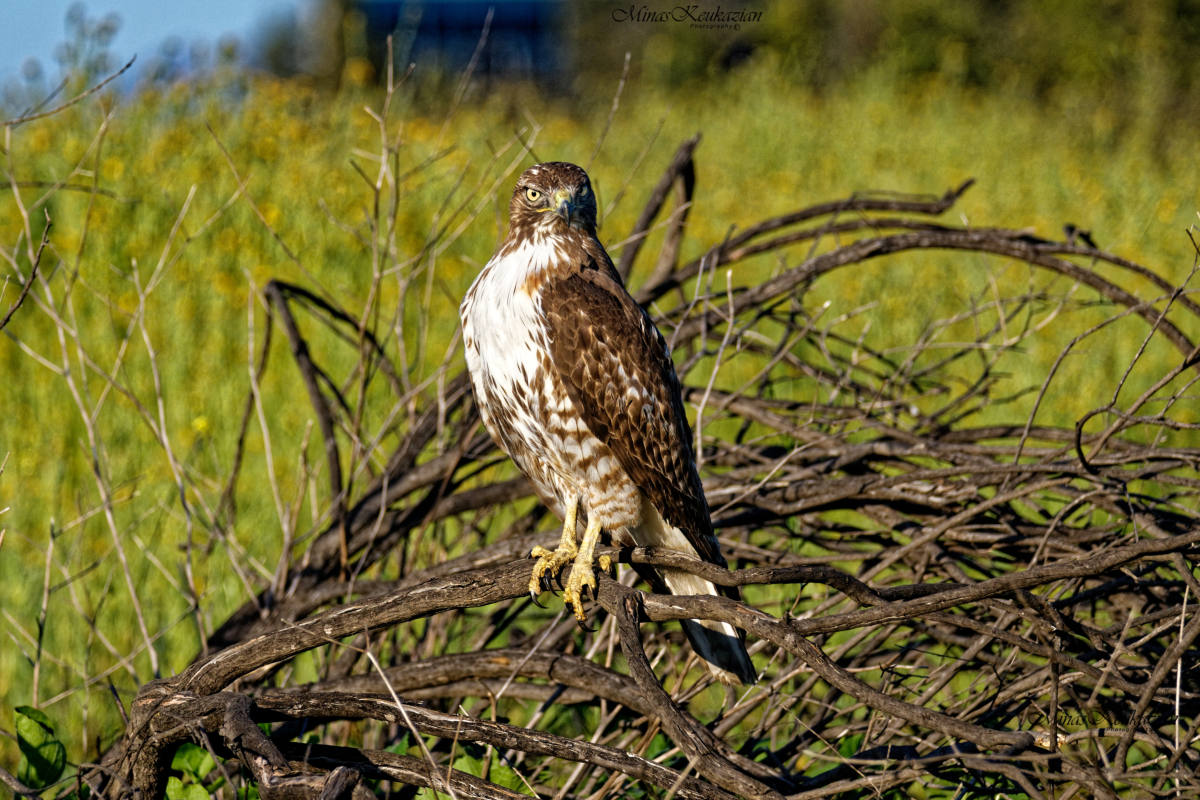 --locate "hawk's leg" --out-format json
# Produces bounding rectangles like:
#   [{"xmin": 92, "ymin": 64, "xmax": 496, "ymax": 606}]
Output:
[
  {"xmin": 562, "ymin": 512, "xmax": 604, "ymax": 623},
  {"xmin": 528, "ymin": 494, "xmax": 579, "ymax": 599}
]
